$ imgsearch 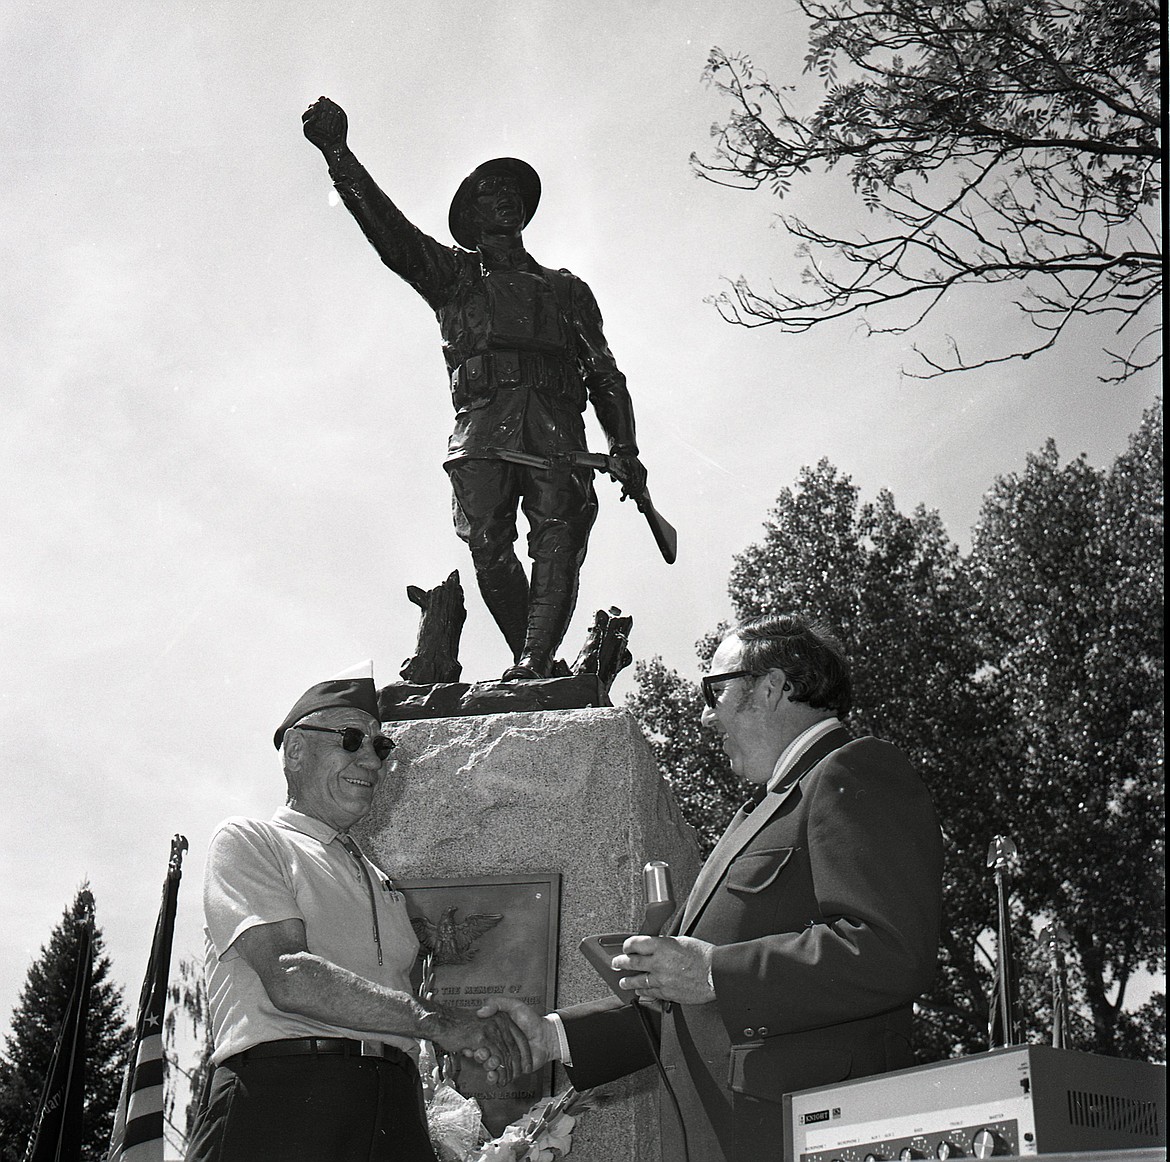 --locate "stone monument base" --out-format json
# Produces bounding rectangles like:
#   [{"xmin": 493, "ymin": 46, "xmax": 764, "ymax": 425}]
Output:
[
  {"xmin": 354, "ymin": 706, "xmax": 702, "ymax": 1162},
  {"xmin": 378, "ymin": 673, "xmax": 611, "ymax": 720}
]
